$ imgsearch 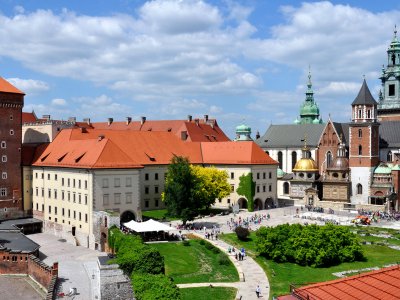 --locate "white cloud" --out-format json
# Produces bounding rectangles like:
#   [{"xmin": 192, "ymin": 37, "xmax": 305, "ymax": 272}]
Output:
[
  {"xmin": 51, "ymin": 98, "xmax": 66, "ymax": 106},
  {"xmin": 6, "ymin": 78, "xmax": 49, "ymax": 95}
]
